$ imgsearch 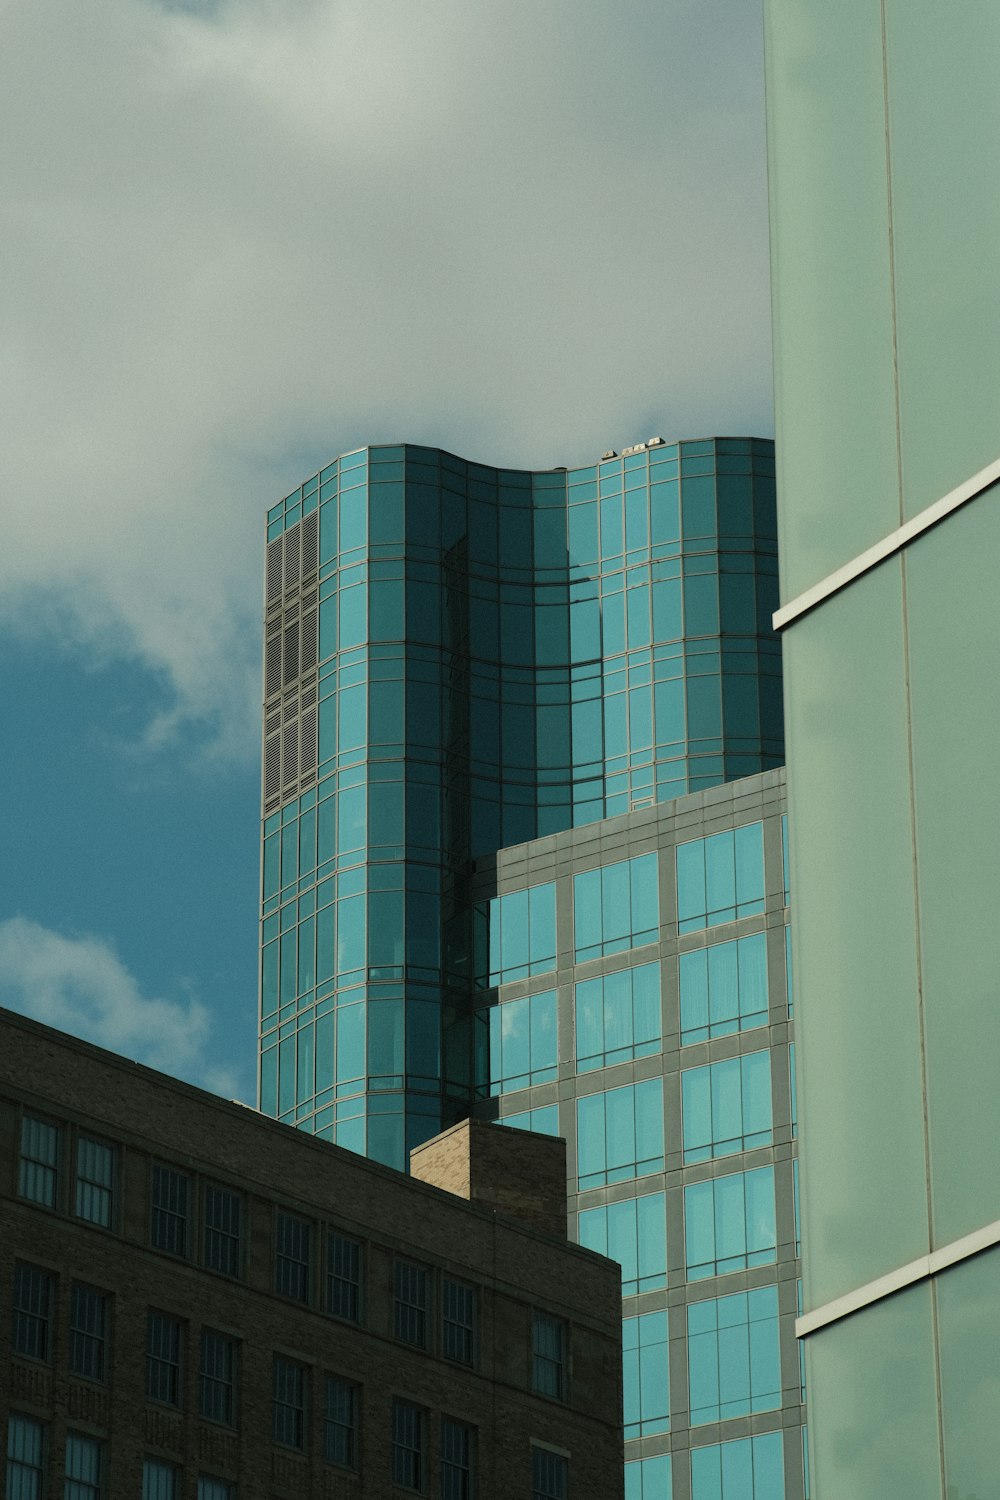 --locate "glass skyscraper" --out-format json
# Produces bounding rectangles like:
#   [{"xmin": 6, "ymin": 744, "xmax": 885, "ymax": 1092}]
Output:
[
  {"xmin": 259, "ymin": 438, "xmax": 782, "ymax": 1165},
  {"xmin": 765, "ymin": 3, "xmax": 1000, "ymax": 1494},
  {"xmin": 259, "ymin": 434, "xmax": 806, "ymax": 1495}
]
